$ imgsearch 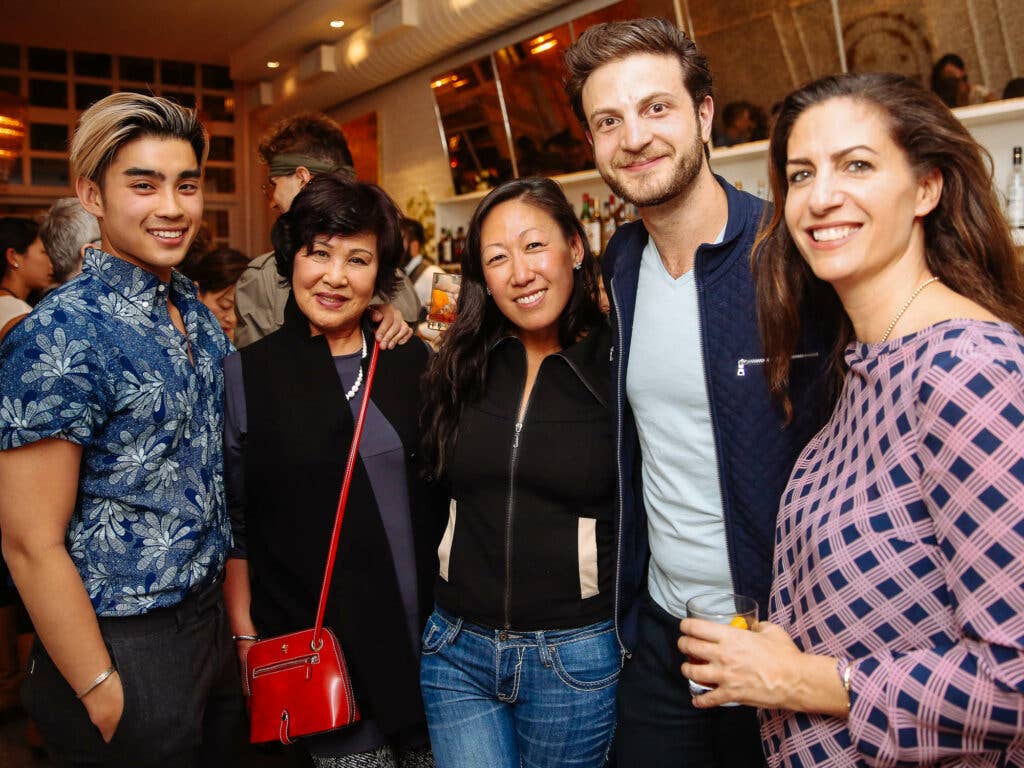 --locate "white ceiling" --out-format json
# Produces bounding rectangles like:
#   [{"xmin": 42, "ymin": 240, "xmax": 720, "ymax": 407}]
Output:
[
  {"xmin": 1, "ymin": 0, "xmax": 379, "ymax": 79},
  {"xmin": 3, "ymin": 0, "xmax": 575, "ymax": 115}
]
